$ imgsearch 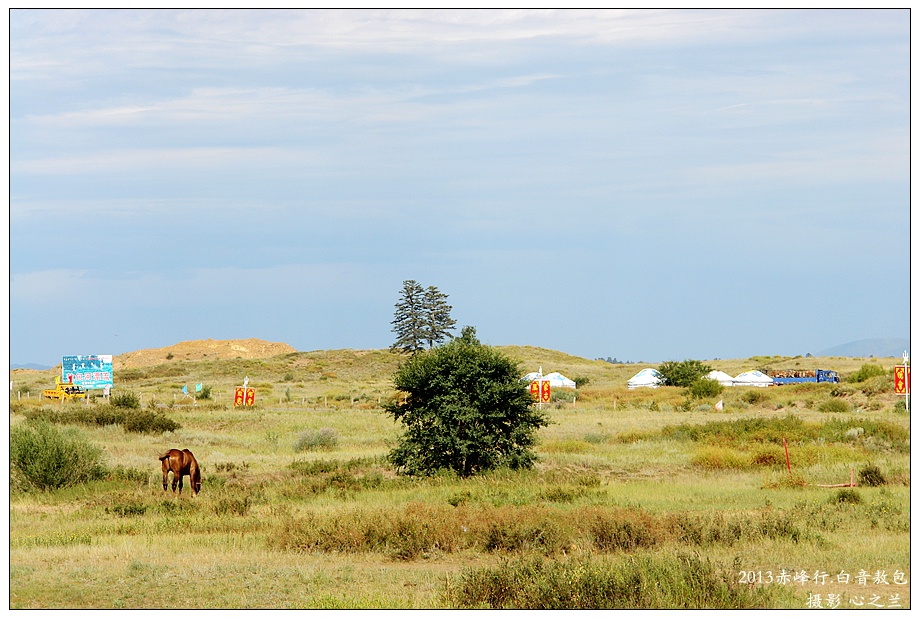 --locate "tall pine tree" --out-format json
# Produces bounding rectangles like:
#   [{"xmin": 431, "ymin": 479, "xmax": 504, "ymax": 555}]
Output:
[
  {"xmin": 390, "ymin": 280, "xmax": 426, "ymax": 354},
  {"xmin": 422, "ymin": 285, "xmax": 457, "ymax": 349},
  {"xmin": 390, "ymin": 280, "xmax": 457, "ymax": 354}
]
